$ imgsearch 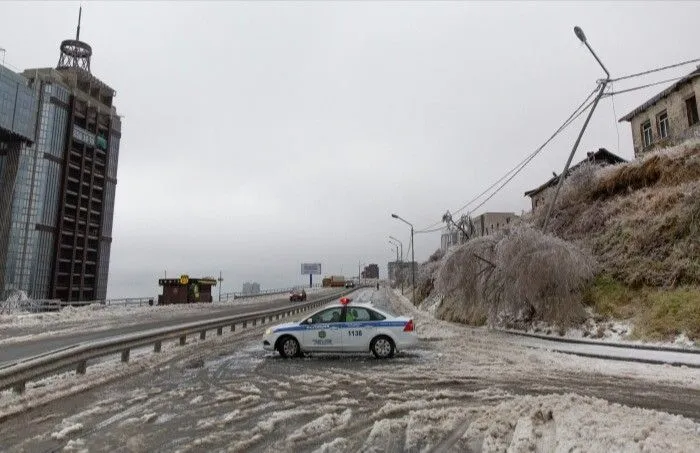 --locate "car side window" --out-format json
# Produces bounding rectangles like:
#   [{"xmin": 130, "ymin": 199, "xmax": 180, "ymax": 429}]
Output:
[
  {"xmin": 367, "ymin": 309, "xmax": 386, "ymax": 321},
  {"xmin": 346, "ymin": 307, "xmax": 371, "ymax": 322},
  {"xmin": 310, "ymin": 307, "xmax": 343, "ymax": 324}
]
